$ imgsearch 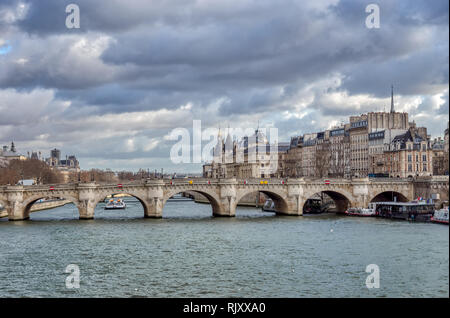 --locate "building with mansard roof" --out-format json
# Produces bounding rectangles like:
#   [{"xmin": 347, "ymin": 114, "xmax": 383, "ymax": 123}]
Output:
[
  {"xmin": 370, "ymin": 127, "xmax": 433, "ymax": 178},
  {"xmin": 205, "ymin": 128, "xmax": 286, "ymax": 178}
]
